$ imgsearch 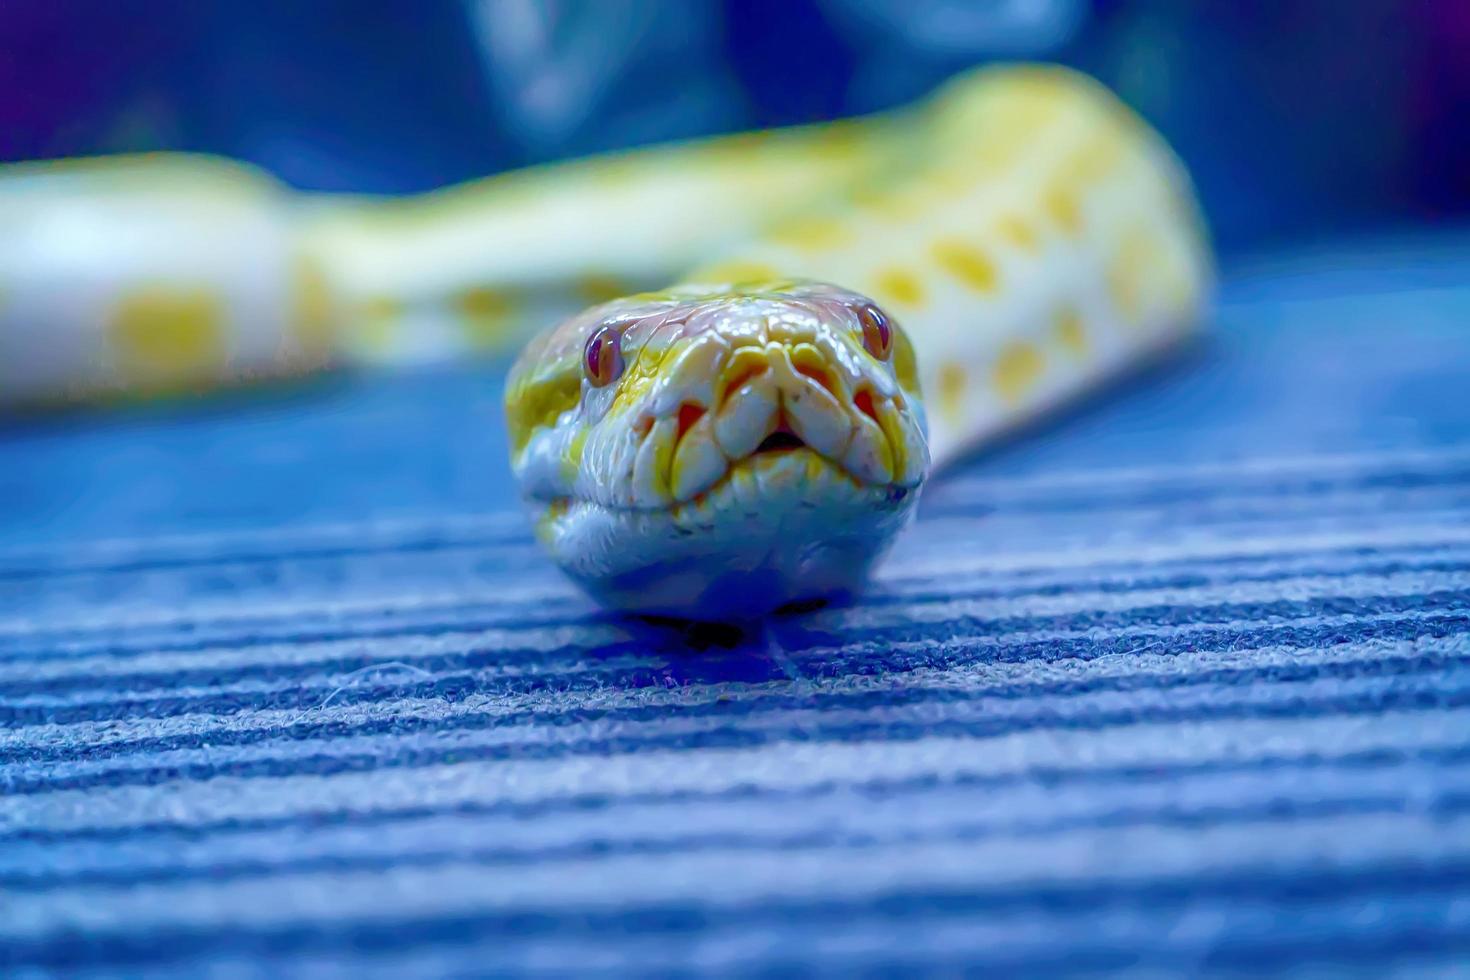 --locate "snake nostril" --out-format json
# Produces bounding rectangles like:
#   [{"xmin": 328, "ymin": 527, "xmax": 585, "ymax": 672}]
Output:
[
  {"xmin": 853, "ymin": 388, "xmax": 881, "ymax": 425},
  {"xmin": 794, "ymin": 361, "xmax": 837, "ymax": 397},
  {"xmin": 676, "ymin": 402, "xmax": 706, "ymax": 442},
  {"xmin": 720, "ymin": 365, "xmax": 767, "ymax": 407}
]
